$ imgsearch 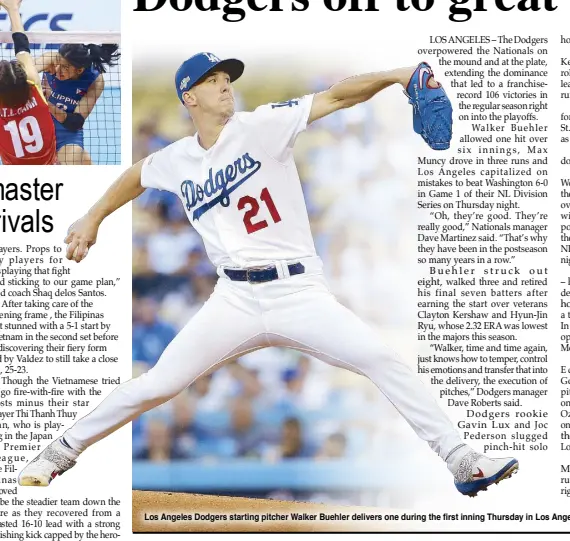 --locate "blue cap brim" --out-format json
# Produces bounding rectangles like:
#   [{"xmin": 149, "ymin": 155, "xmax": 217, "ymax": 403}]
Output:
[{"xmin": 194, "ymin": 58, "xmax": 244, "ymax": 88}]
